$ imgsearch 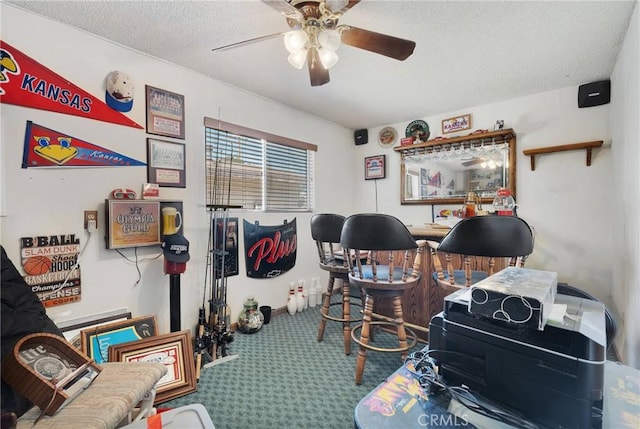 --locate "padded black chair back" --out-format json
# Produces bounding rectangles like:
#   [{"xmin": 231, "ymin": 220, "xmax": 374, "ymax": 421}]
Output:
[
  {"xmin": 341, "ymin": 213, "xmax": 417, "ymax": 251},
  {"xmin": 311, "ymin": 214, "xmax": 347, "ymax": 267},
  {"xmin": 311, "ymin": 213, "xmax": 345, "ymax": 244},
  {"xmin": 438, "ymin": 216, "xmax": 534, "ymax": 258}
]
